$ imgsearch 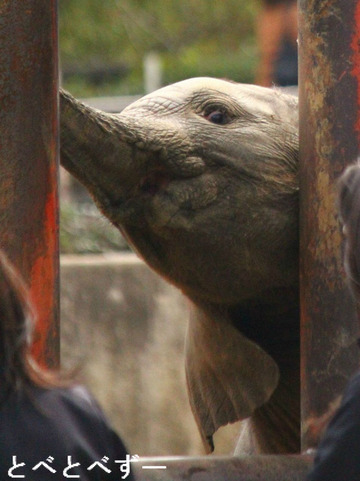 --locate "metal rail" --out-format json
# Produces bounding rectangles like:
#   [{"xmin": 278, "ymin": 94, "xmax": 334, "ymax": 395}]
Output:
[
  {"xmin": 298, "ymin": 0, "xmax": 360, "ymax": 450},
  {"xmin": 132, "ymin": 455, "xmax": 313, "ymax": 481},
  {"xmin": 0, "ymin": 0, "xmax": 59, "ymax": 367}
]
